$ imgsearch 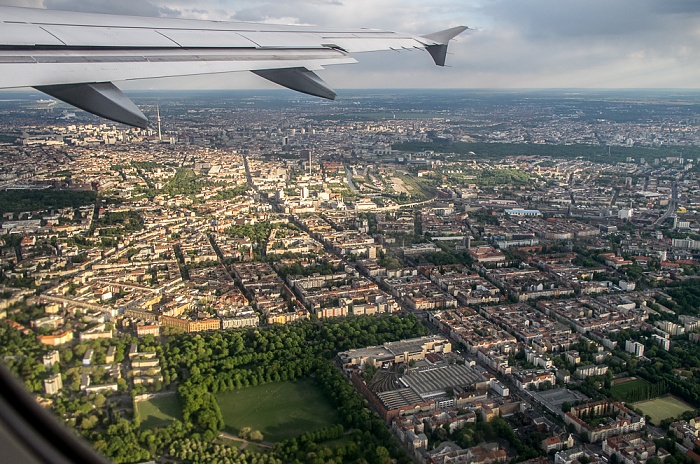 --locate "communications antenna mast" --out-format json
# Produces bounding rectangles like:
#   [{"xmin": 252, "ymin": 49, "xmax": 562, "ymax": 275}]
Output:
[{"xmin": 156, "ymin": 104, "xmax": 162, "ymax": 141}]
